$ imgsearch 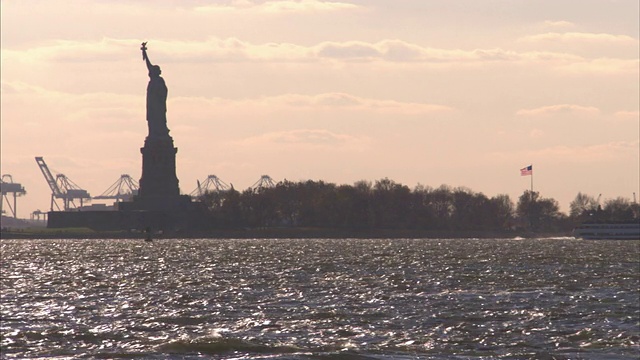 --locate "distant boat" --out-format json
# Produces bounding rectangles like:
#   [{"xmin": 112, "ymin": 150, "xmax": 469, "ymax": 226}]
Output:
[{"xmin": 573, "ymin": 222, "xmax": 640, "ymax": 240}]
